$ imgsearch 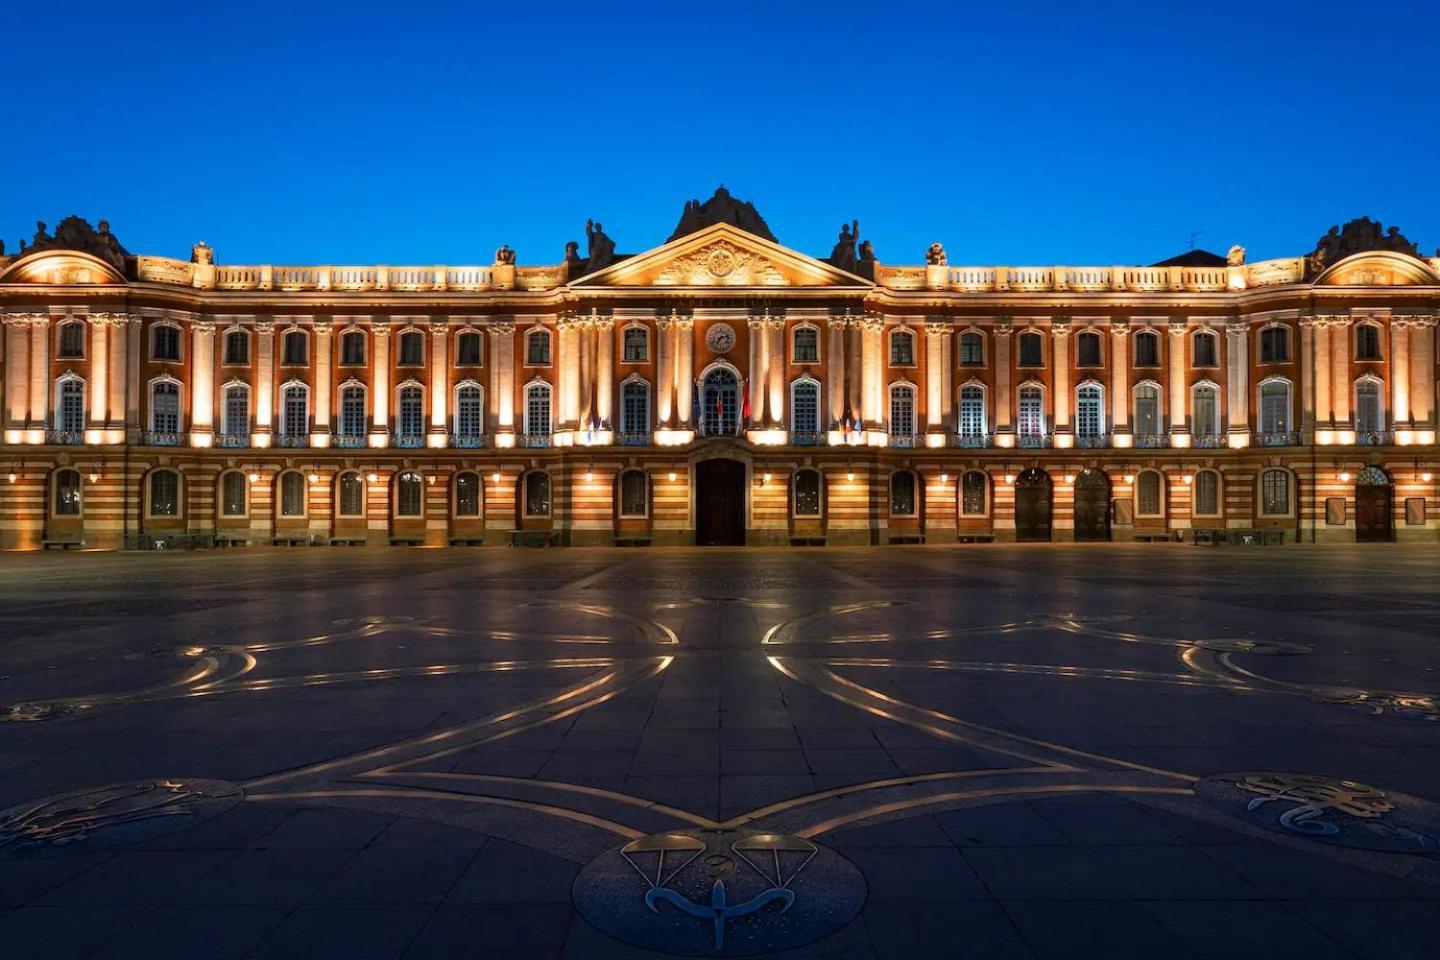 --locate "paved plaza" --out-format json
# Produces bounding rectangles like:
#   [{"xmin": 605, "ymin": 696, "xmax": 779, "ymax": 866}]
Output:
[{"xmin": 1, "ymin": 544, "xmax": 1438, "ymax": 958}]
